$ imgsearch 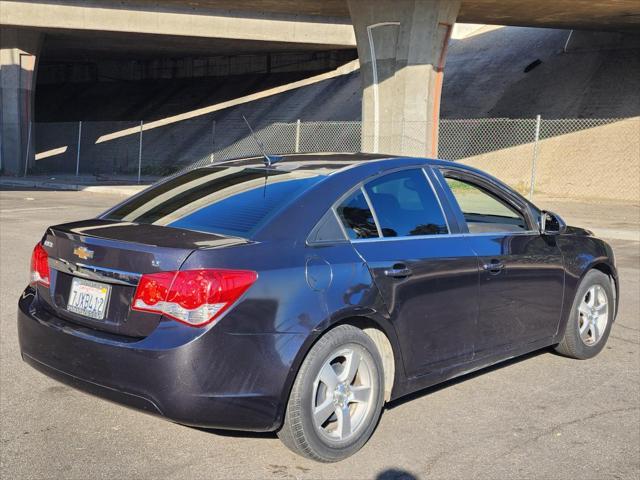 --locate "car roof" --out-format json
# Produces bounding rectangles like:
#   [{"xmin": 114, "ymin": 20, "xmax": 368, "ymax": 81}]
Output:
[
  {"xmin": 207, "ymin": 152, "xmax": 529, "ymax": 202},
  {"xmin": 215, "ymin": 152, "xmax": 391, "ymax": 171},
  {"xmin": 212, "ymin": 152, "xmax": 461, "ymax": 173},
  {"xmin": 211, "ymin": 152, "xmax": 537, "ymax": 209}
]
